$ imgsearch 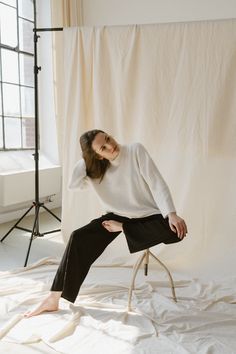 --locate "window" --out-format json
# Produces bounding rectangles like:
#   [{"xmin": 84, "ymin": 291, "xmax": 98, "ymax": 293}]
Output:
[{"xmin": 0, "ymin": 0, "xmax": 35, "ymax": 150}]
